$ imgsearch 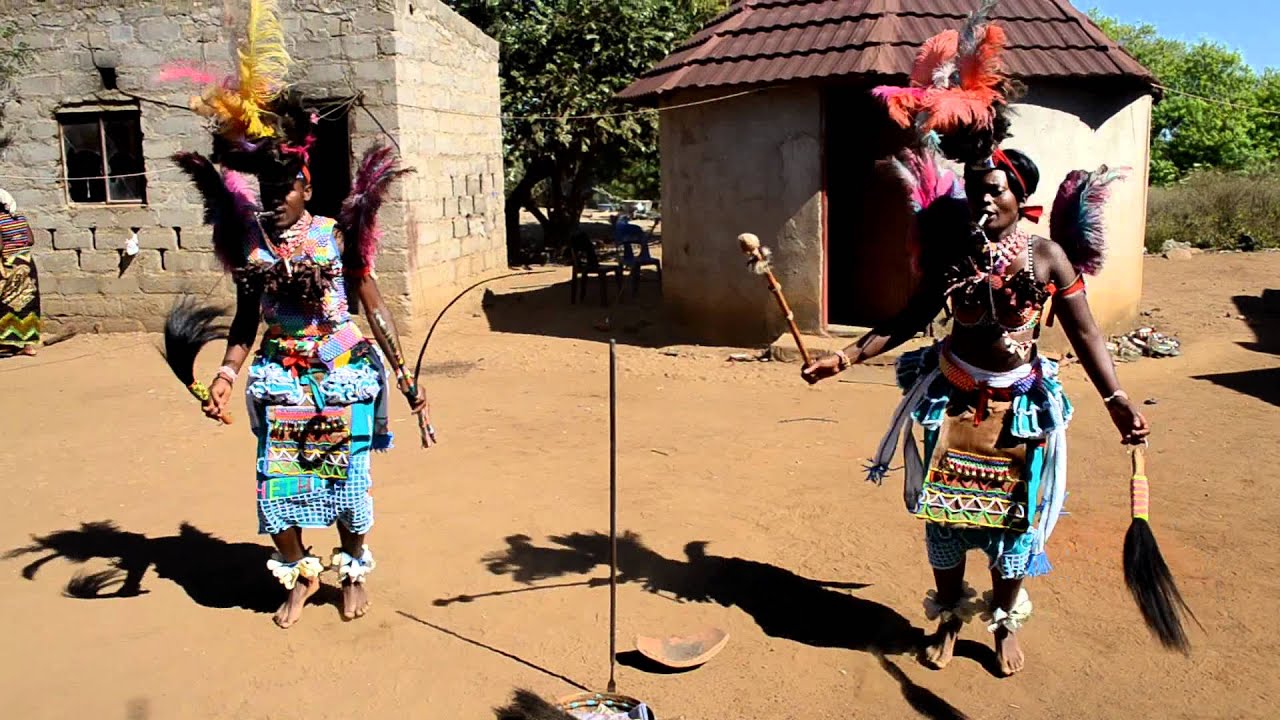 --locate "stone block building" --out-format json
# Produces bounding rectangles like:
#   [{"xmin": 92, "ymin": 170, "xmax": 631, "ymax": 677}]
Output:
[{"xmin": 0, "ymin": 0, "xmax": 504, "ymax": 335}]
